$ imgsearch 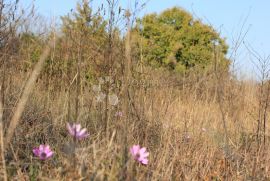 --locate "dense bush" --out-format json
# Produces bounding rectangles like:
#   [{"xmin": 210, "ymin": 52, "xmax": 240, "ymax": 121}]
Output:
[{"xmin": 132, "ymin": 7, "xmax": 230, "ymax": 73}]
